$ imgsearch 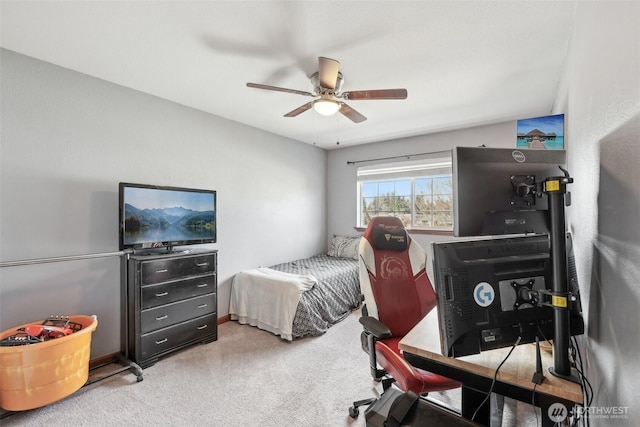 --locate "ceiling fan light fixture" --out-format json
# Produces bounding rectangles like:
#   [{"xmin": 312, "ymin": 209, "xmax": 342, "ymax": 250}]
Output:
[
  {"xmin": 247, "ymin": 56, "xmax": 404, "ymax": 123},
  {"xmin": 313, "ymin": 98, "xmax": 341, "ymax": 116}
]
